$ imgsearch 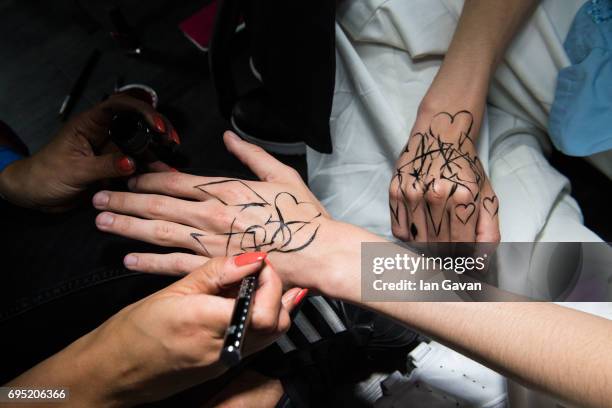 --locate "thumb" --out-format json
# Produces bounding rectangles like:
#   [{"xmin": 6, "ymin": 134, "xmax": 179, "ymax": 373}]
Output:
[
  {"xmin": 223, "ymin": 131, "xmax": 293, "ymax": 182},
  {"xmin": 83, "ymin": 153, "xmax": 135, "ymax": 183},
  {"xmin": 167, "ymin": 253, "xmax": 267, "ymax": 296}
]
